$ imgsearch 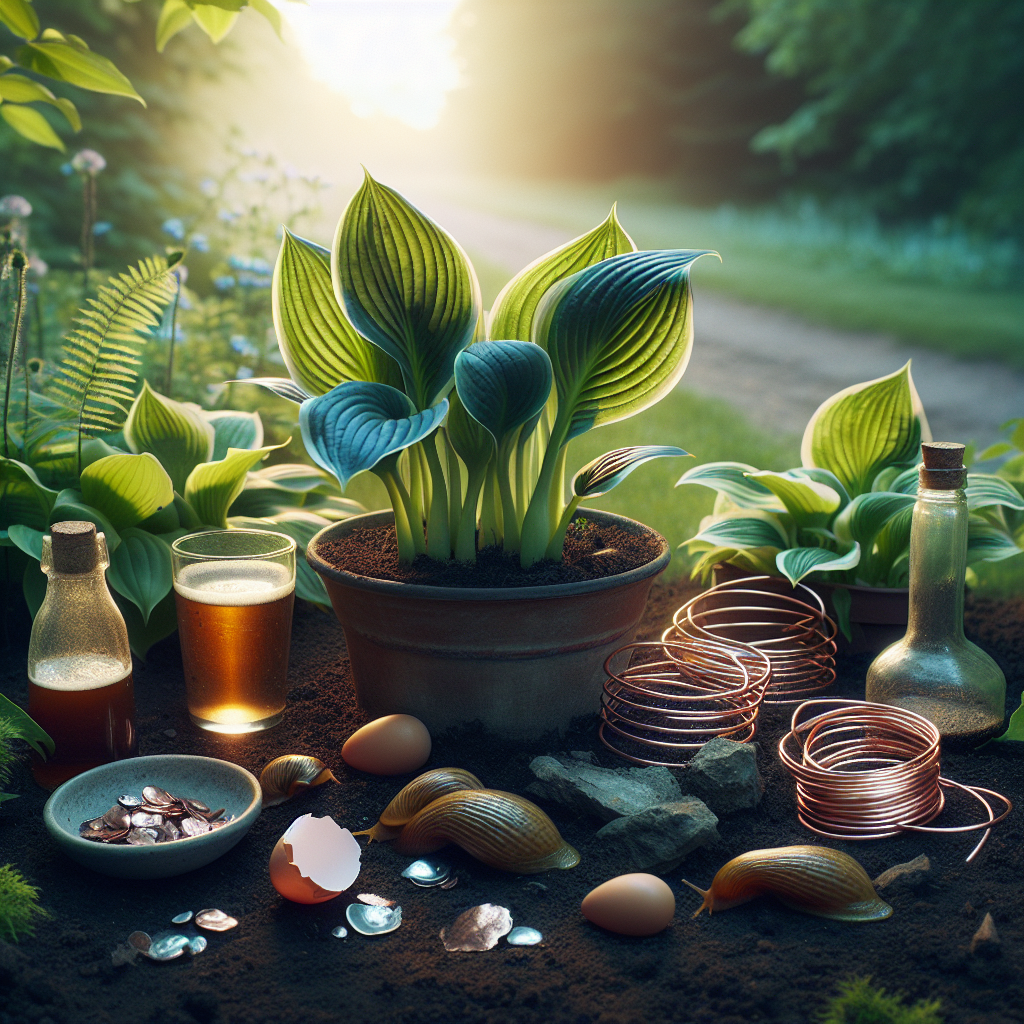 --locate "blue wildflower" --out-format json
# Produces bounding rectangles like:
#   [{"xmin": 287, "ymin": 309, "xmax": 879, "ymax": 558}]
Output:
[
  {"xmin": 213, "ymin": 275, "xmax": 236, "ymax": 291},
  {"xmin": 162, "ymin": 217, "xmax": 186, "ymax": 240}
]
